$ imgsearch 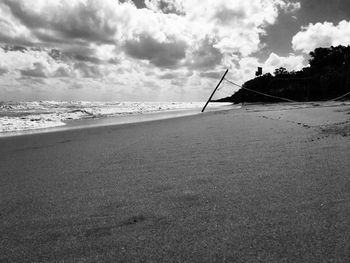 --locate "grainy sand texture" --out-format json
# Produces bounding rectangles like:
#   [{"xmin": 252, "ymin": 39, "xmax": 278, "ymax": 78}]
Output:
[{"xmin": 1, "ymin": 102, "xmax": 350, "ymax": 262}]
